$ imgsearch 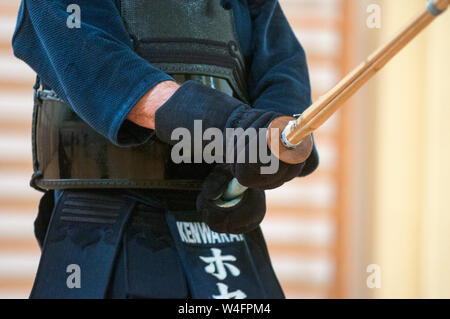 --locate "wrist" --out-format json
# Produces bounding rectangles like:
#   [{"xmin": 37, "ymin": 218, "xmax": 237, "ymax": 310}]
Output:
[{"xmin": 127, "ymin": 80, "xmax": 180, "ymax": 130}]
